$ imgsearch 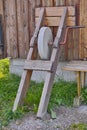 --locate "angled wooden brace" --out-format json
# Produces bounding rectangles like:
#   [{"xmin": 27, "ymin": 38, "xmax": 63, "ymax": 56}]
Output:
[
  {"xmin": 37, "ymin": 7, "xmax": 68, "ymax": 118},
  {"xmin": 13, "ymin": 8, "xmax": 45, "ymax": 112}
]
